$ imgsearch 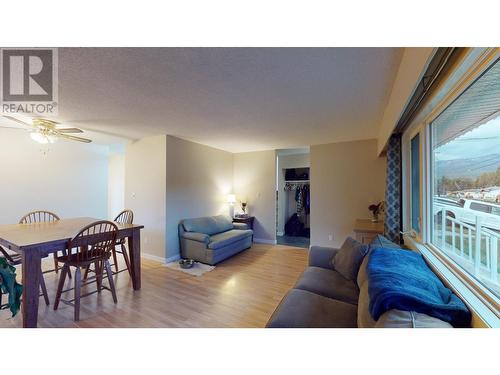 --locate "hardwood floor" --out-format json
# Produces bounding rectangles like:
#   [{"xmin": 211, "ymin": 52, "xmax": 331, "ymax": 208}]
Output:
[{"xmin": 0, "ymin": 244, "xmax": 308, "ymax": 328}]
